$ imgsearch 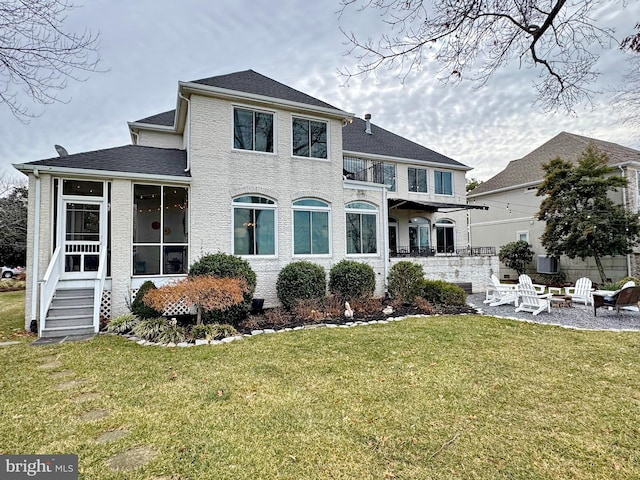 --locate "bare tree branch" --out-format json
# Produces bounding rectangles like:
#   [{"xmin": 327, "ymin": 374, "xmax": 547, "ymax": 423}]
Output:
[
  {"xmin": 338, "ymin": 0, "xmax": 619, "ymax": 112},
  {"xmin": 0, "ymin": 0, "xmax": 102, "ymax": 122}
]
